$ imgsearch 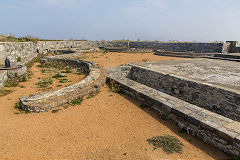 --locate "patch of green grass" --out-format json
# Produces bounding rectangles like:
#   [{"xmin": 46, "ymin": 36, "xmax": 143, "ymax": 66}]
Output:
[
  {"xmin": 59, "ymin": 78, "xmax": 68, "ymax": 83},
  {"xmin": 57, "ymin": 85, "xmax": 62, "ymax": 87},
  {"xmin": 123, "ymin": 153, "xmax": 127, "ymax": 156},
  {"xmin": 61, "ymin": 67, "xmax": 72, "ymax": 73},
  {"xmin": 14, "ymin": 101, "xmax": 31, "ymax": 114},
  {"xmin": 0, "ymin": 89, "xmax": 13, "ymax": 97},
  {"xmin": 109, "ymin": 94, "xmax": 113, "ymax": 97},
  {"xmin": 52, "ymin": 72, "xmax": 66, "ymax": 78},
  {"xmin": 70, "ymin": 98, "xmax": 82, "ymax": 106},
  {"xmin": 147, "ymin": 135, "xmax": 184, "ymax": 154},
  {"xmin": 35, "ymin": 77, "xmax": 53, "ymax": 89},
  {"xmin": 19, "ymin": 85, "xmax": 25, "ymax": 88}
]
